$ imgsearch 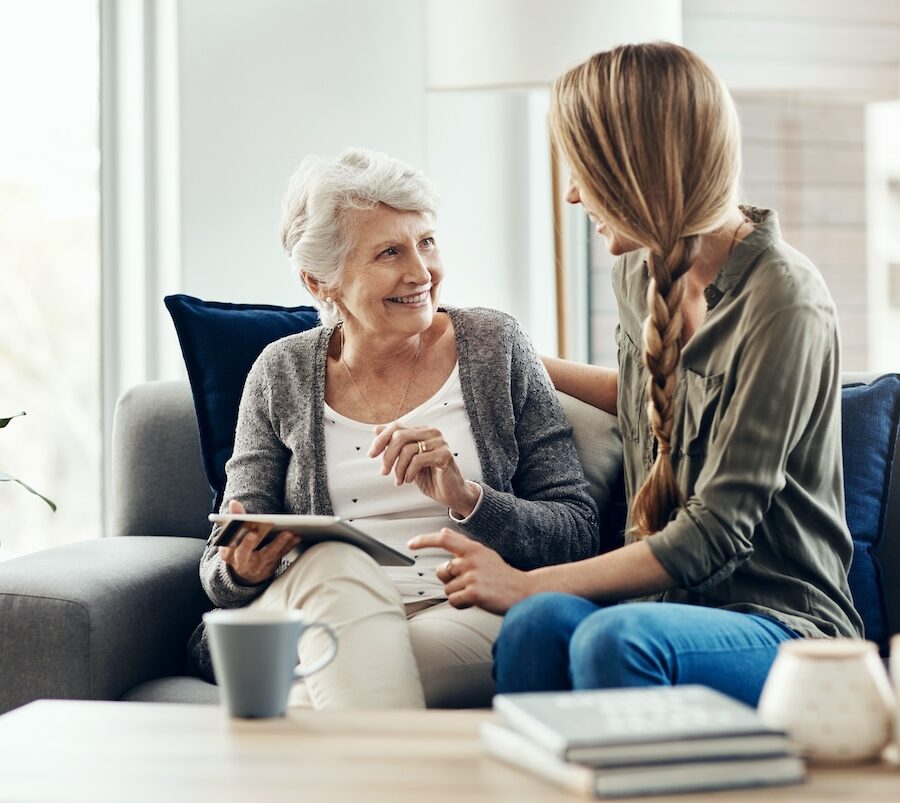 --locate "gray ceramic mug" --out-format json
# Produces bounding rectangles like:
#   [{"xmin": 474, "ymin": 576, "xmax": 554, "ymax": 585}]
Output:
[{"xmin": 203, "ymin": 609, "xmax": 338, "ymax": 717}]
